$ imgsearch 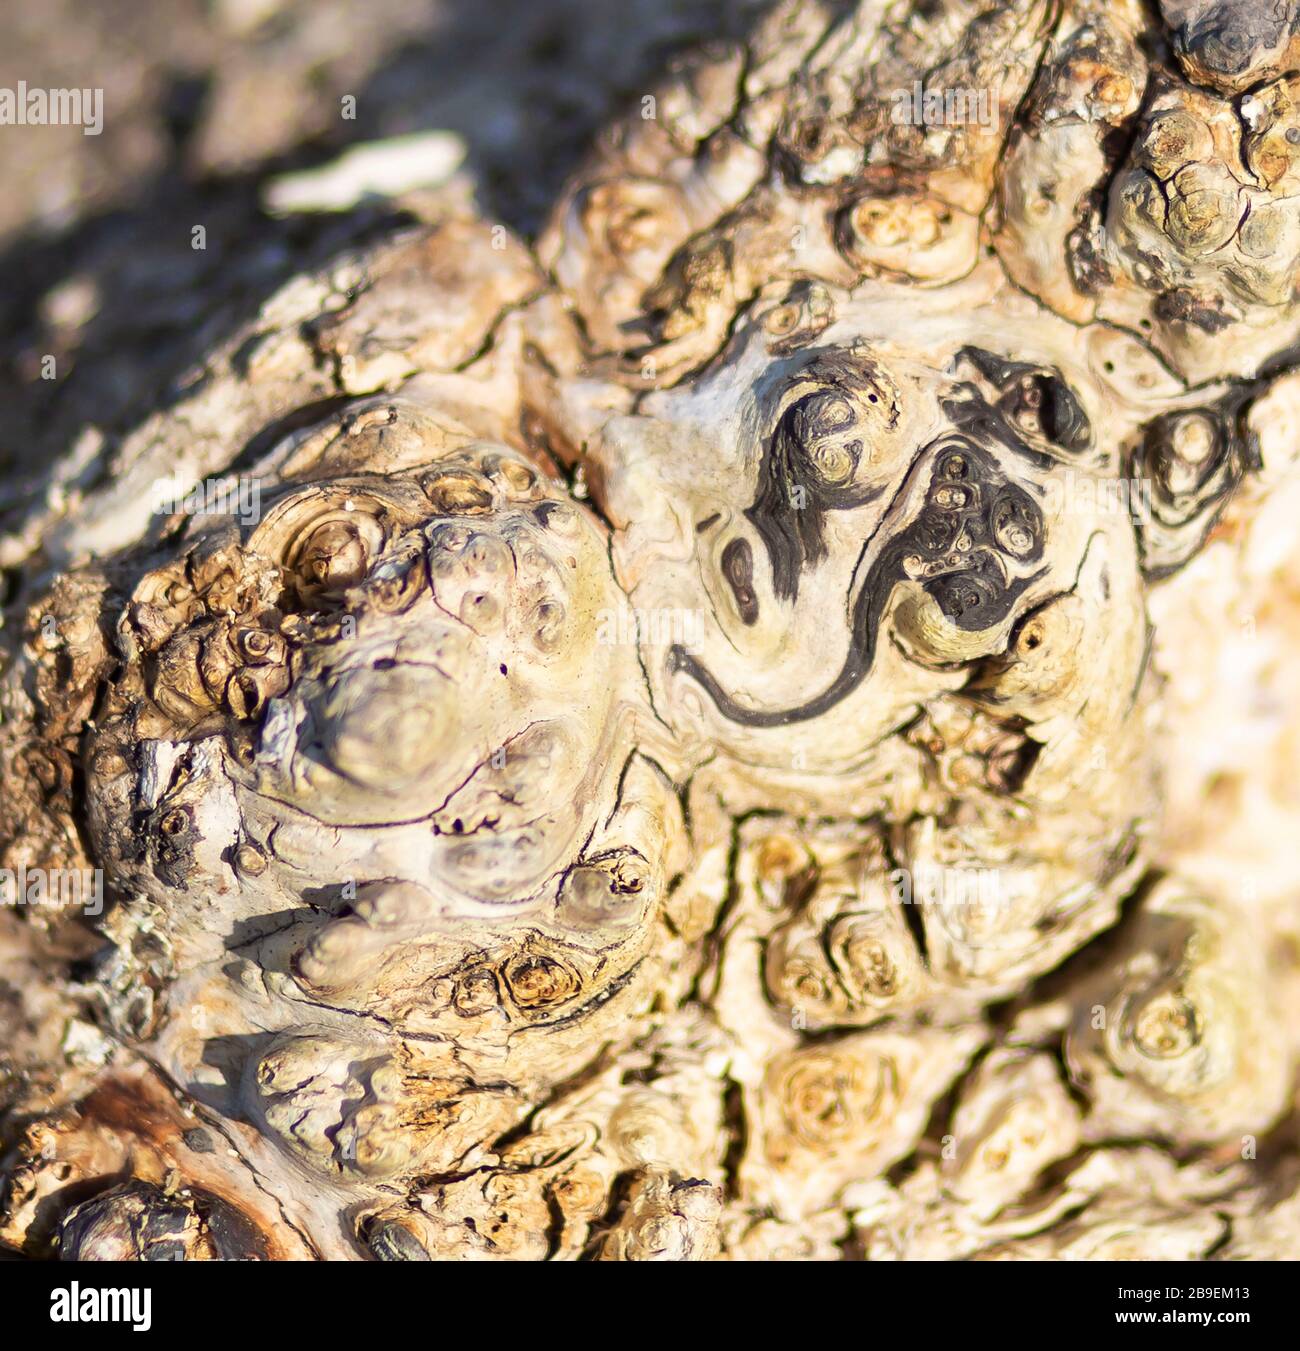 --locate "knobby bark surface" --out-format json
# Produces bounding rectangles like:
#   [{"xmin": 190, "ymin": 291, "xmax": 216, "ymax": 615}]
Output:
[{"xmin": 3, "ymin": 0, "xmax": 1300, "ymax": 1260}]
